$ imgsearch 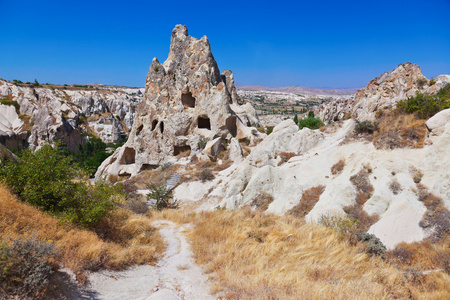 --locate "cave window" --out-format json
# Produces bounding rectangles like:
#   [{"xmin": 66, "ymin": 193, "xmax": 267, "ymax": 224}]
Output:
[
  {"xmin": 140, "ymin": 164, "xmax": 159, "ymax": 172},
  {"xmin": 173, "ymin": 145, "xmax": 191, "ymax": 156},
  {"xmin": 151, "ymin": 120, "xmax": 158, "ymax": 131},
  {"xmin": 198, "ymin": 116, "xmax": 211, "ymax": 130},
  {"xmin": 136, "ymin": 124, "xmax": 144, "ymax": 135},
  {"xmin": 226, "ymin": 116, "xmax": 237, "ymax": 137},
  {"xmin": 120, "ymin": 147, "xmax": 136, "ymax": 165},
  {"xmin": 181, "ymin": 92, "xmax": 196, "ymax": 108},
  {"xmin": 160, "ymin": 121, "xmax": 164, "ymax": 134}
]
